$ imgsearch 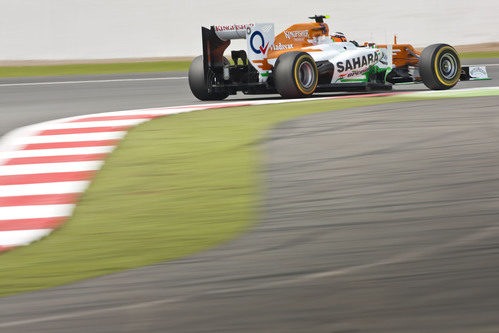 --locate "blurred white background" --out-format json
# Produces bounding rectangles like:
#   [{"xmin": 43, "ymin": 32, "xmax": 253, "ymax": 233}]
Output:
[{"xmin": 0, "ymin": 0, "xmax": 497, "ymax": 60}]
